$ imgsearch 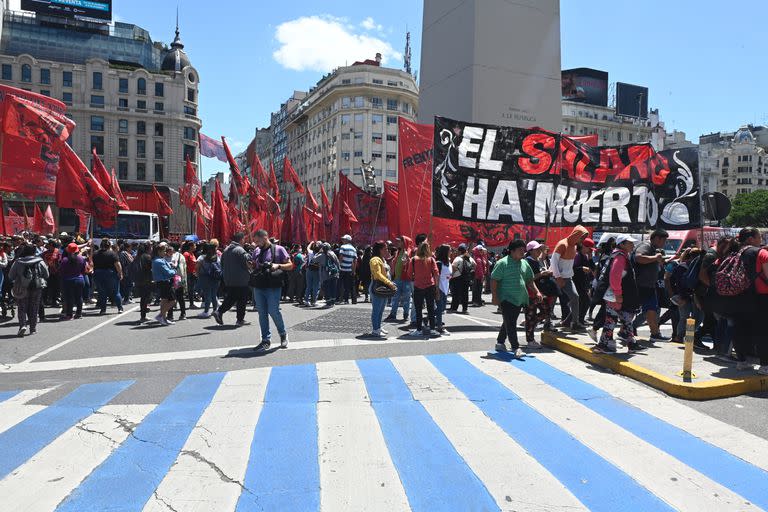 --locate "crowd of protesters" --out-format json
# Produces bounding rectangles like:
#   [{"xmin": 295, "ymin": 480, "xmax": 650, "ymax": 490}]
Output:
[{"xmin": 0, "ymin": 225, "xmax": 766, "ymax": 374}]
